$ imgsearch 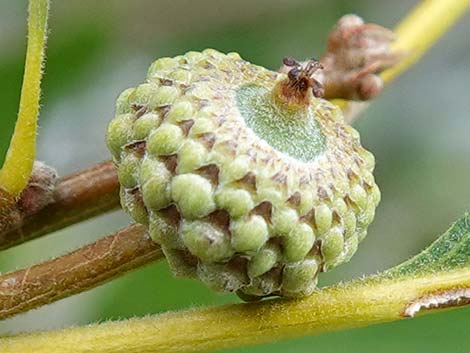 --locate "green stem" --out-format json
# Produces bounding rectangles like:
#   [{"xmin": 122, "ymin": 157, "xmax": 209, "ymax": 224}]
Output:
[
  {"xmin": 0, "ymin": 0, "xmax": 50, "ymax": 197},
  {"xmin": 1, "ymin": 268, "xmax": 468, "ymax": 353},
  {"xmin": 381, "ymin": 0, "xmax": 469, "ymax": 84}
]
